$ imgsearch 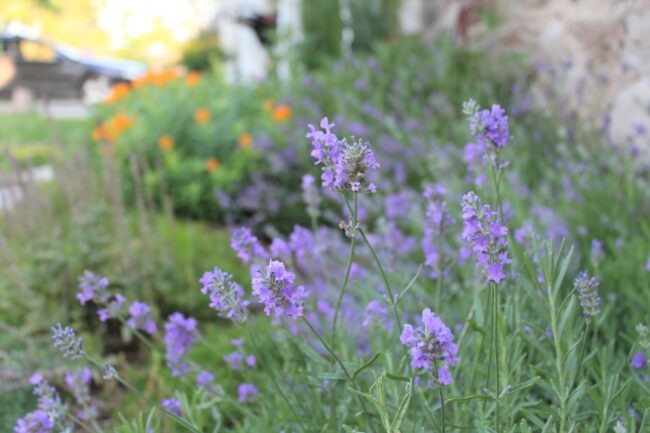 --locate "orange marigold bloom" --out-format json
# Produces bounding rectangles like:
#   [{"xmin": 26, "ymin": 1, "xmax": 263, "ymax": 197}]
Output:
[
  {"xmin": 238, "ymin": 132, "xmax": 253, "ymax": 149},
  {"xmin": 205, "ymin": 158, "xmax": 220, "ymax": 172},
  {"xmin": 104, "ymin": 82, "xmax": 130, "ymax": 104},
  {"xmin": 132, "ymin": 71, "xmax": 156, "ymax": 88},
  {"xmin": 154, "ymin": 69, "xmax": 180, "ymax": 86},
  {"xmin": 158, "ymin": 134, "xmax": 174, "ymax": 150},
  {"xmin": 186, "ymin": 71, "xmax": 202, "ymax": 86},
  {"xmin": 92, "ymin": 124, "xmax": 106, "ymax": 141},
  {"xmin": 272, "ymin": 104, "xmax": 292, "ymax": 122},
  {"xmin": 262, "ymin": 99, "xmax": 274, "ymax": 110},
  {"xmin": 195, "ymin": 108, "xmax": 210, "ymax": 124},
  {"xmin": 110, "ymin": 113, "xmax": 134, "ymax": 133}
]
